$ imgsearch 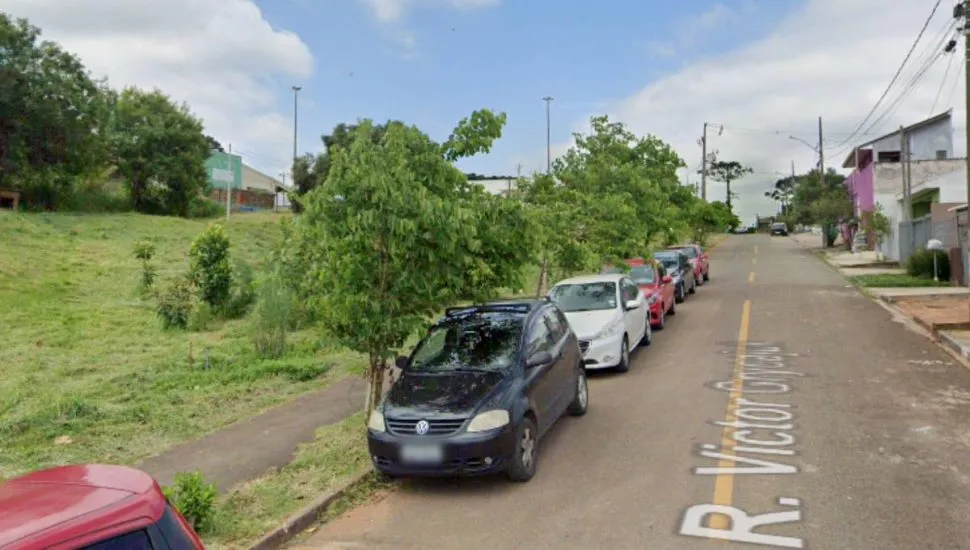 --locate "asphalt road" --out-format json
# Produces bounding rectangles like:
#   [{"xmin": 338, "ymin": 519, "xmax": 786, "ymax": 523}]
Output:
[{"xmin": 297, "ymin": 235, "xmax": 970, "ymax": 550}]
